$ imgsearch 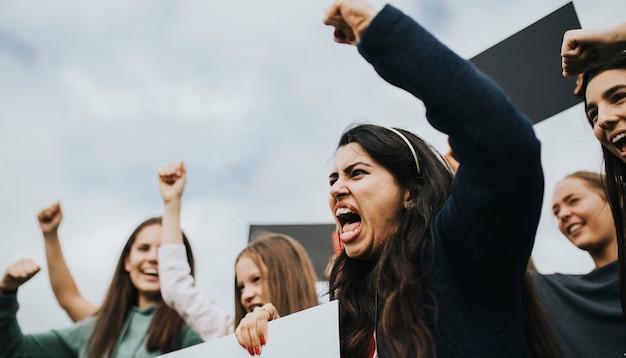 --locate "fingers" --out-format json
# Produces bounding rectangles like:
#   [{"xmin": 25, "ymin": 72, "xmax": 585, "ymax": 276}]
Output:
[
  {"xmin": 561, "ymin": 30, "xmax": 589, "ymax": 77},
  {"xmin": 323, "ymin": 0, "xmax": 377, "ymax": 46},
  {"xmin": 560, "ymin": 29, "xmax": 580, "ymax": 57},
  {"xmin": 37, "ymin": 201, "xmax": 61, "ymax": 222},
  {"xmin": 37, "ymin": 201, "xmax": 62, "ymax": 235},
  {"xmin": 235, "ymin": 303, "xmax": 279, "ymax": 356},
  {"xmin": 562, "ymin": 46, "xmax": 597, "ymax": 77},
  {"xmin": 1, "ymin": 258, "xmax": 41, "ymax": 292},
  {"xmin": 323, "ymin": 5, "xmax": 355, "ymax": 44},
  {"xmin": 573, "ymin": 73, "xmax": 584, "ymax": 96},
  {"xmin": 159, "ymin": 161, "xmax": 186, "ymax": 185}
]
